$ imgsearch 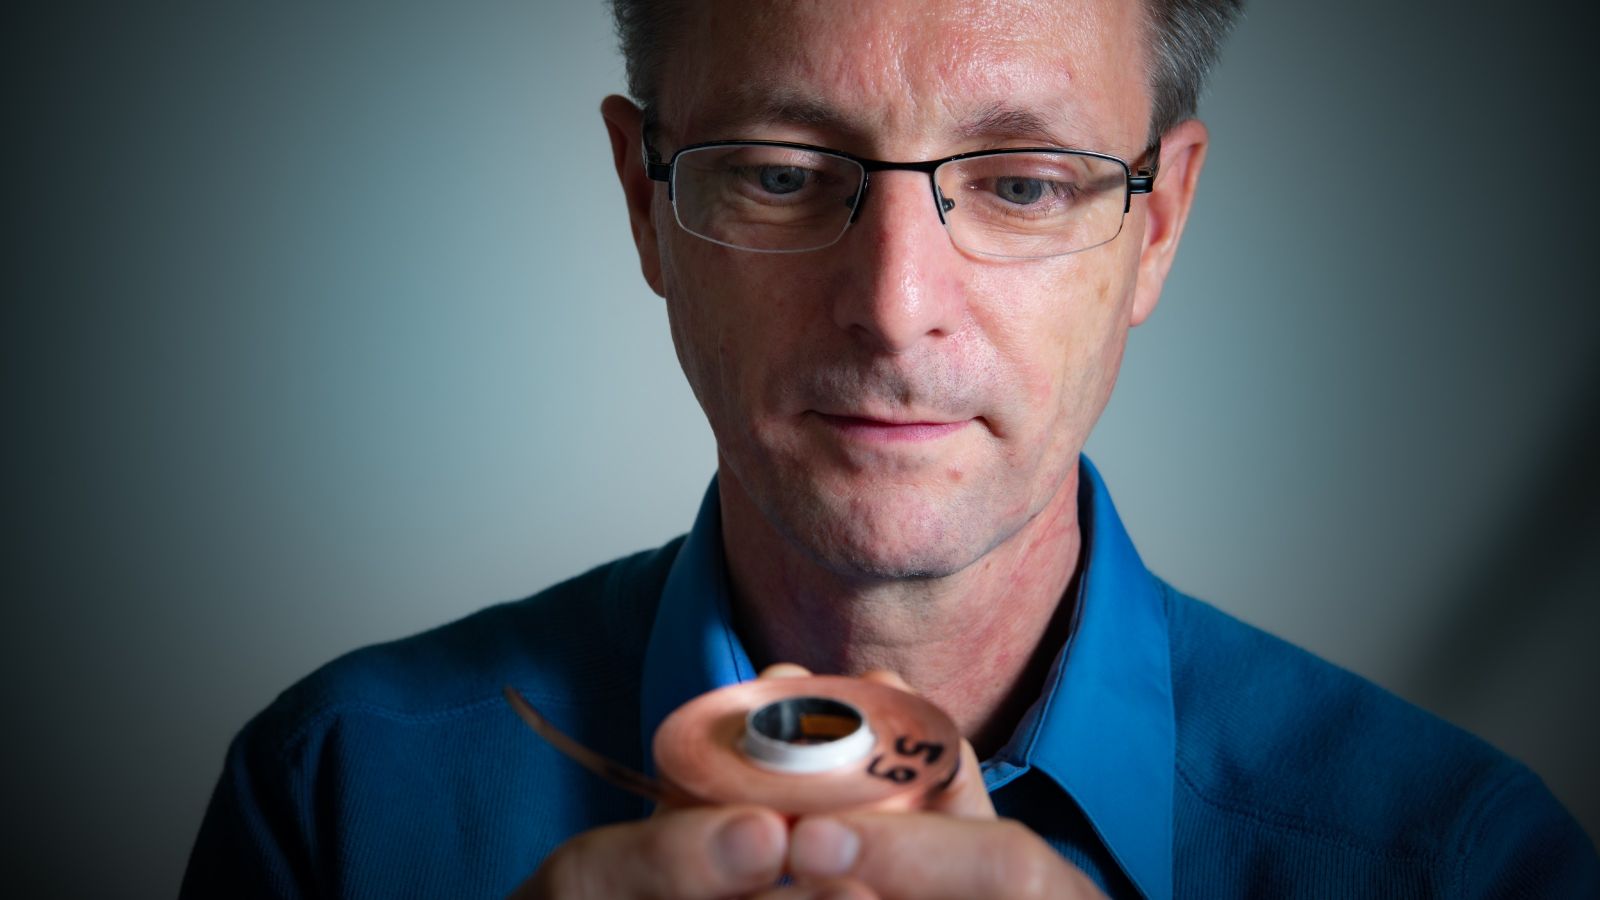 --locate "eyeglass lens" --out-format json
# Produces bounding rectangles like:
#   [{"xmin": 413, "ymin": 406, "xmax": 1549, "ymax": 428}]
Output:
[{"xmin": 669, "ymin": 144, "xmax": 1130, "ymax": 257}]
